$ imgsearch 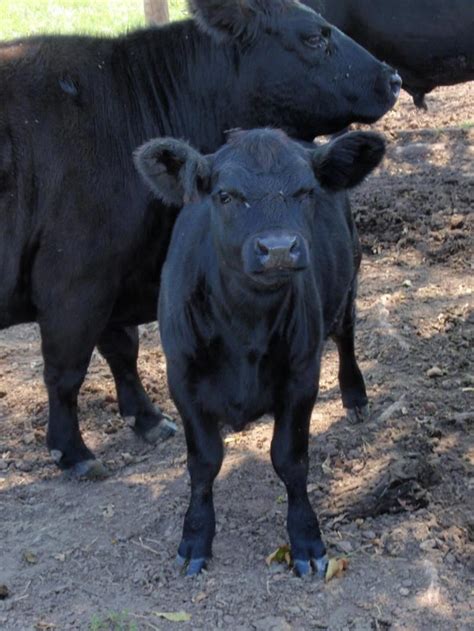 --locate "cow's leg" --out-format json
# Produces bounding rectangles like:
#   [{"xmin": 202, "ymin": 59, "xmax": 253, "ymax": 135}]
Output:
[
  {"xmin": 332, "ymin": 290, "xmax": 368, "ymax": 424},
  {"xmin": 413, "ymin": 91, "xmax": 428, "ymax": 110},
  {"xmin": 37, "ymin": 278, "xmax": 118, "ymax": 479},
  {"xmin": 272, "ymin": 385, "xmax": 327, "ymax": 577},
  {"xmin": 97, "ymin": 324, "xmax": 176, "ymax": 443},
  {"xmin": 177, "ymin": 411, "xmax": 223, "ymax": 576},
  {"xmin": 41, "ymin": 333, "xmax": 107, "ymax": 480}
]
